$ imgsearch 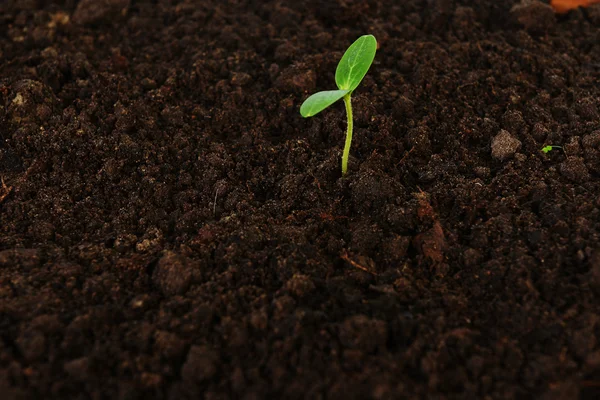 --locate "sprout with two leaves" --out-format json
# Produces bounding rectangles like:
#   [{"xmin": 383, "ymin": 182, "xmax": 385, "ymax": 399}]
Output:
[{"xmin": 300, "ymin": 35, "xmax": 377, "ymax": 176}]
